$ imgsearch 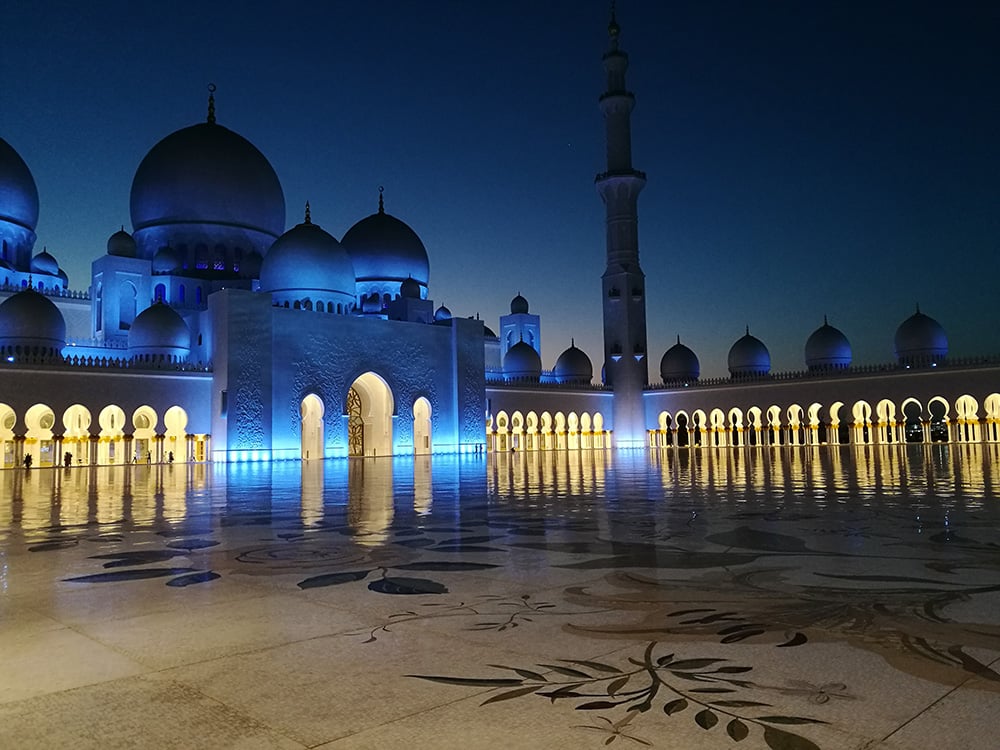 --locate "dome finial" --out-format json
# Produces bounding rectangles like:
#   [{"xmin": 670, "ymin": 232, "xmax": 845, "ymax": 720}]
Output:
[
  {"xmin": 207, "ymin": 83, "xmax": 217, "ymax": 124},
  {"xmin": 745, "ymin": 324, "xmax": 750, "ymax": 336},
  {"xmin": 823, "ymin": 314, "xmax": 828, "ymax": 326},
  {"xmin": 676, "ymin": 334, "xmax": 681, "ymax": 345},
  {"xmin": 571, "ymin": 337, "xmax": 575, "ymax": 347},
  {"xmin": 378, "ymin": 185, "xmax": 385, "ymax": 214},
  {"xmin": 915, "ymin": 302, "xmax": 921, "ymax": 314},
  {"xmin": 304, "ymin": 201, "xmax": 311, "ymax": 224}
]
